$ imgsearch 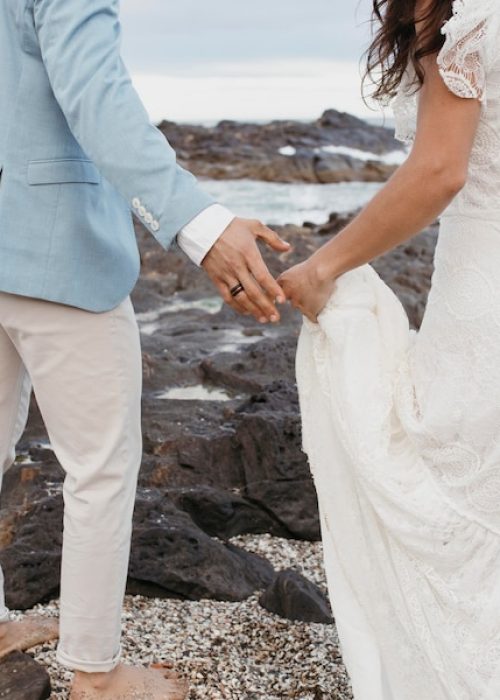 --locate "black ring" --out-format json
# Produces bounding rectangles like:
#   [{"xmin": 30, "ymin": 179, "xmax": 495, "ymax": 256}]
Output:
[{"xmin": 230, "ymin": 283, "xmax": 245, "ymax": 298}]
